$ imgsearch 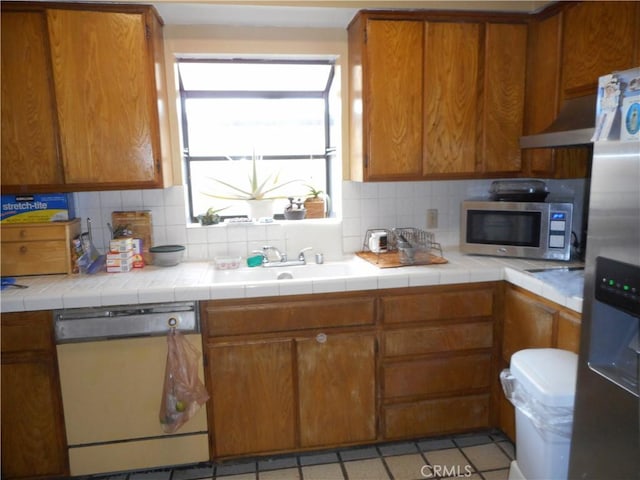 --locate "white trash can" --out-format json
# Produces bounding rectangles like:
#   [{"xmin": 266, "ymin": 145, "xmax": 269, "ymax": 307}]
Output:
[{"xmin": 501, "ymin": 348, "xmax": 578, "ymax": 480}]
